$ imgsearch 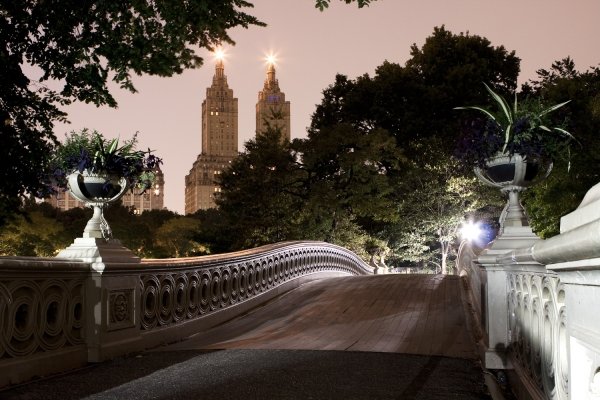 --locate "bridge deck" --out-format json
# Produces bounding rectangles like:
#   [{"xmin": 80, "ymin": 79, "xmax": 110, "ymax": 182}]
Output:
[{"xmin": 166, "ymin": 274, "xmax": 478, "ymax": 359}]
